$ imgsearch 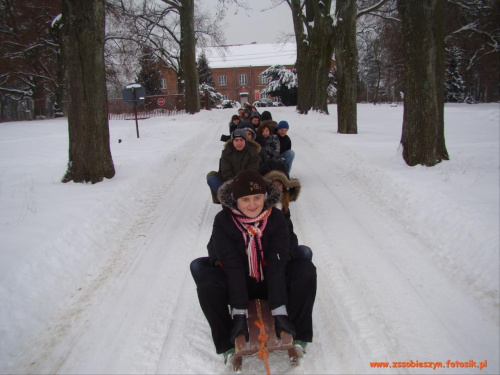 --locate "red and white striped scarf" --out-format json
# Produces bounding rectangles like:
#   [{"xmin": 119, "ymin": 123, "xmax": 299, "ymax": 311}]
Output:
[{"xmin": 231, "ymin": 207, "xmax": 272, "ymax": 281}]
